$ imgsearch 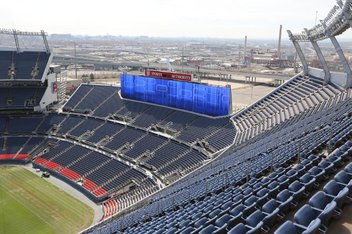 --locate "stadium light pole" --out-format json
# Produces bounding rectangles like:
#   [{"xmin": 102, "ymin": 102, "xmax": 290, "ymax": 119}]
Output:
[
  {"xmin": 74, "ymin": 41, "xmax": 77, "ymax": 80},
  {"xmin": 315, "ymin": 11, "xmax": 318, "ymax": 26},
  {"xmin": 251, "ymin": 86, "xmax": 253, "ymax": 100}
]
